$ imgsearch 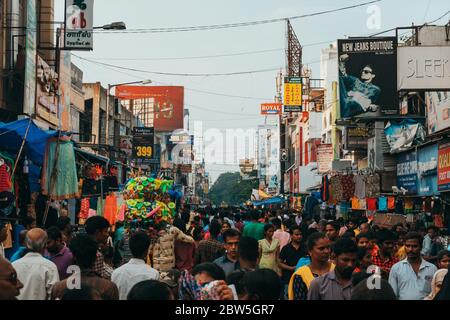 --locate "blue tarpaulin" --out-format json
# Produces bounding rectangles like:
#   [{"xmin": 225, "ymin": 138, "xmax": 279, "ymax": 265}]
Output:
[
  {"xmin": 252, "ymin": 196, "xmax": 286, "ymax": 206},
  {"xmin": 0, "ymin": 118, "xmax": 57, "ymax": 166}
]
